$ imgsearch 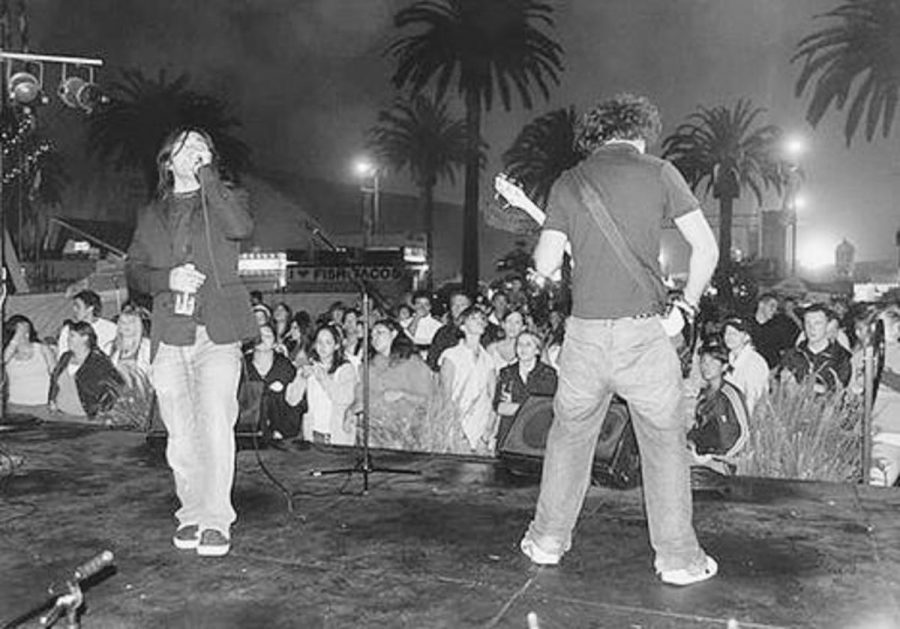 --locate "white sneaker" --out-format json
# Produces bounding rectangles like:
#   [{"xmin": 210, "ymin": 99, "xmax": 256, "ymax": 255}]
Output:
[
  {"xmin": 659, "ymin": 555, "xmax": 718, "ymax": 586},
  {"xmin": 520, "ymin": 536, "xmax": 562, "ymax": 566}
]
